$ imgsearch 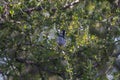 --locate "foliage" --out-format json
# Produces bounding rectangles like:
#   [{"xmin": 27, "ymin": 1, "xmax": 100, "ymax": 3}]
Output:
[{"xmin": 0, "ymin": 0, "xmax": 120, "ymax": 80}]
